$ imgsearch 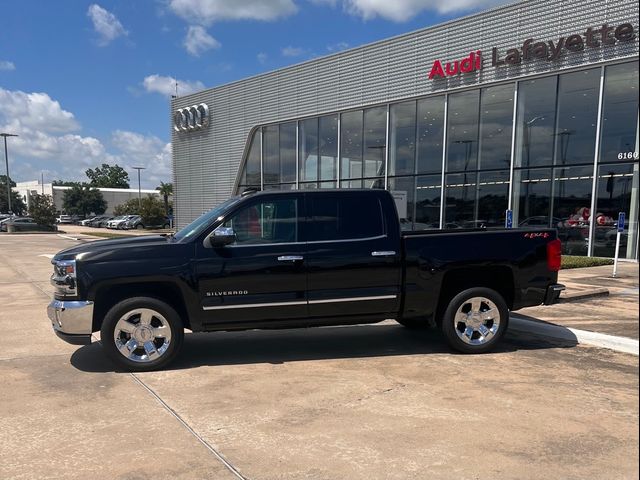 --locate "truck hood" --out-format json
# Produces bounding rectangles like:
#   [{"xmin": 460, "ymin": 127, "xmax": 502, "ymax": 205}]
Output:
[{"xmin": 53, "ymin": 235, "xmax": 175, "ymax": 262}]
